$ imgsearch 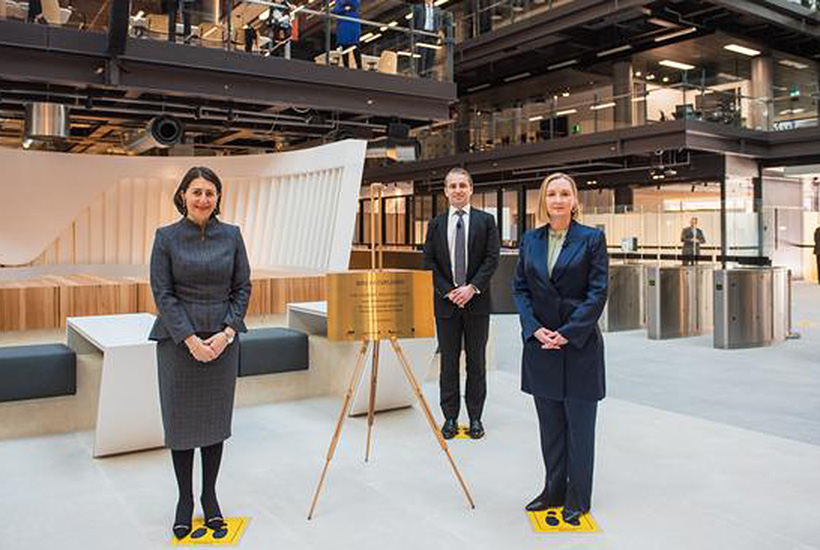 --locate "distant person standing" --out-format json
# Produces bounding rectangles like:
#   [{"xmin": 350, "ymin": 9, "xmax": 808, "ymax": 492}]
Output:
[
  {"xmin": 412, "ymin": 0, "xmax": 446, "ymax": 79},
  {"xmin": 333, "ymin": 0, "xmax": 361, "ymax": 69},
  {"xmin": 680, "ymin": 217, "xmax": 706, "ymax": 266},
  {"xmin": 814, "ymin": 225, "xmax": 820, "ymax": 284}
]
